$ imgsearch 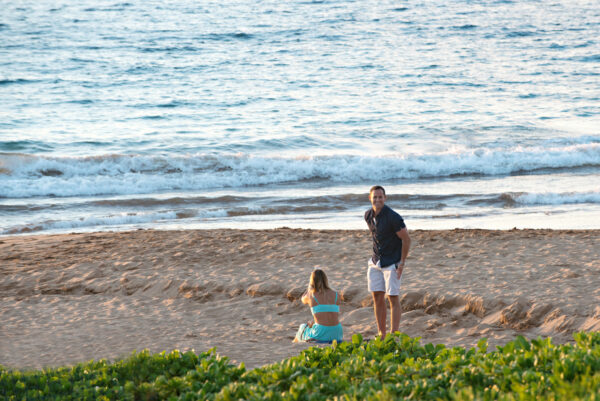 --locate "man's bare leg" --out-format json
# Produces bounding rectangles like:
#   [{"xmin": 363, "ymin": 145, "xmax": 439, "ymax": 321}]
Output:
[
  {"xmin": 388, "ymin": 295, "xmax": 401, "ymax": 334},
  {"xmin": 372, "ymin": 291, "xmax": 387, "ymax": 338}
]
